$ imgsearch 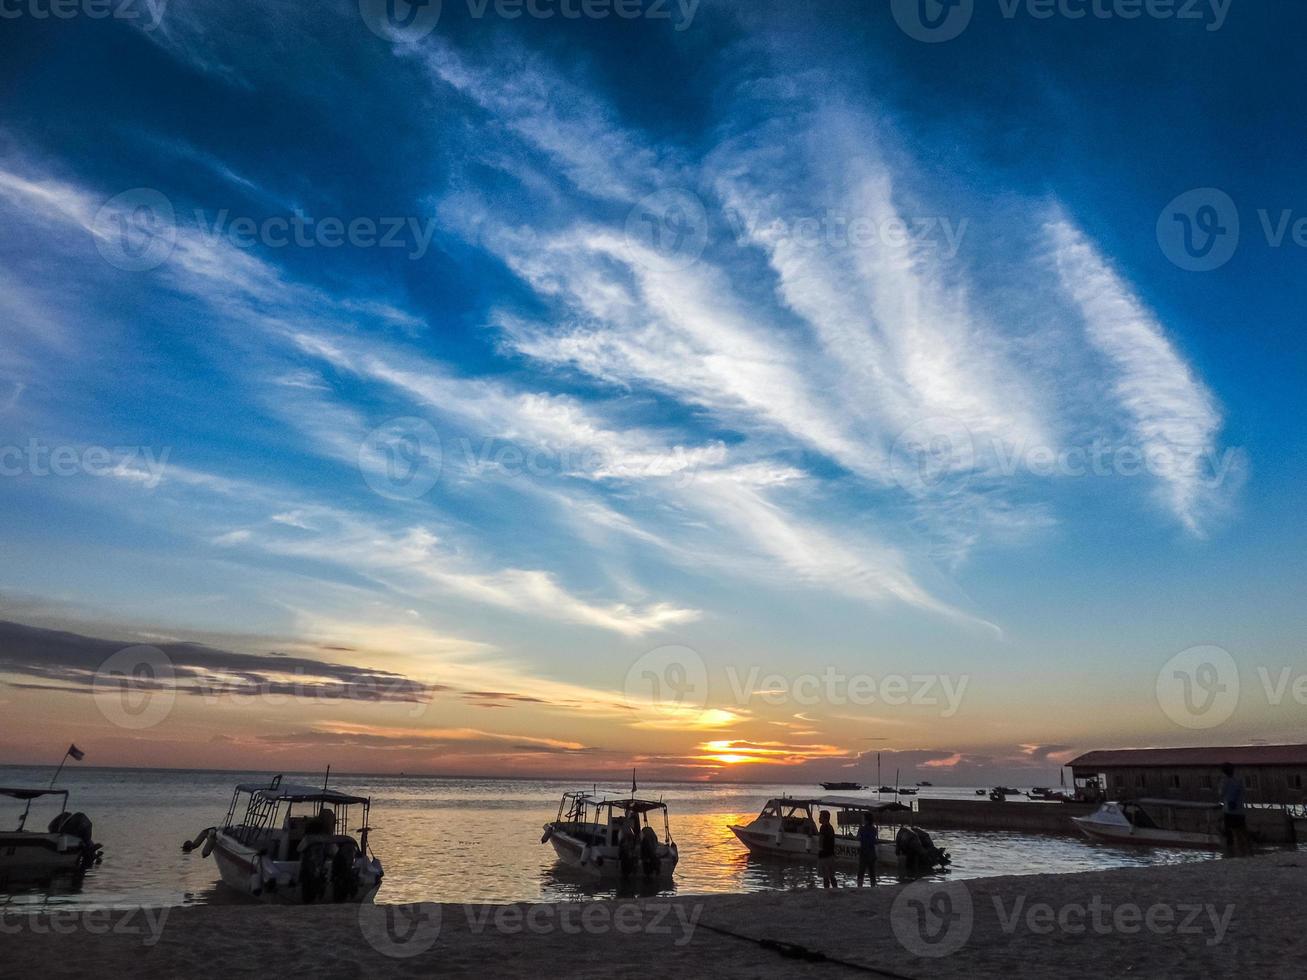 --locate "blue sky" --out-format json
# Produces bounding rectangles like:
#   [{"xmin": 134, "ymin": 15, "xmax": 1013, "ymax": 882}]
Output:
[{"xmin": 0, "ymin": 0, "xmax": 1304, "ymax": 780}]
